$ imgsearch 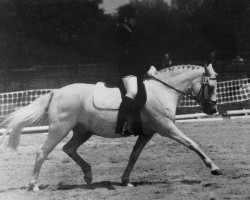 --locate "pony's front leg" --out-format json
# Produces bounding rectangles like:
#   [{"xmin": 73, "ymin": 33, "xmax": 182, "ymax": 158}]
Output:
[
  {"xmin": 158, "ymin": 119, "xmax": 223, "ymax": 175},
  {"xmin": 121, "ymin": 135, "xmax": 153, "ymax": 187}
]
